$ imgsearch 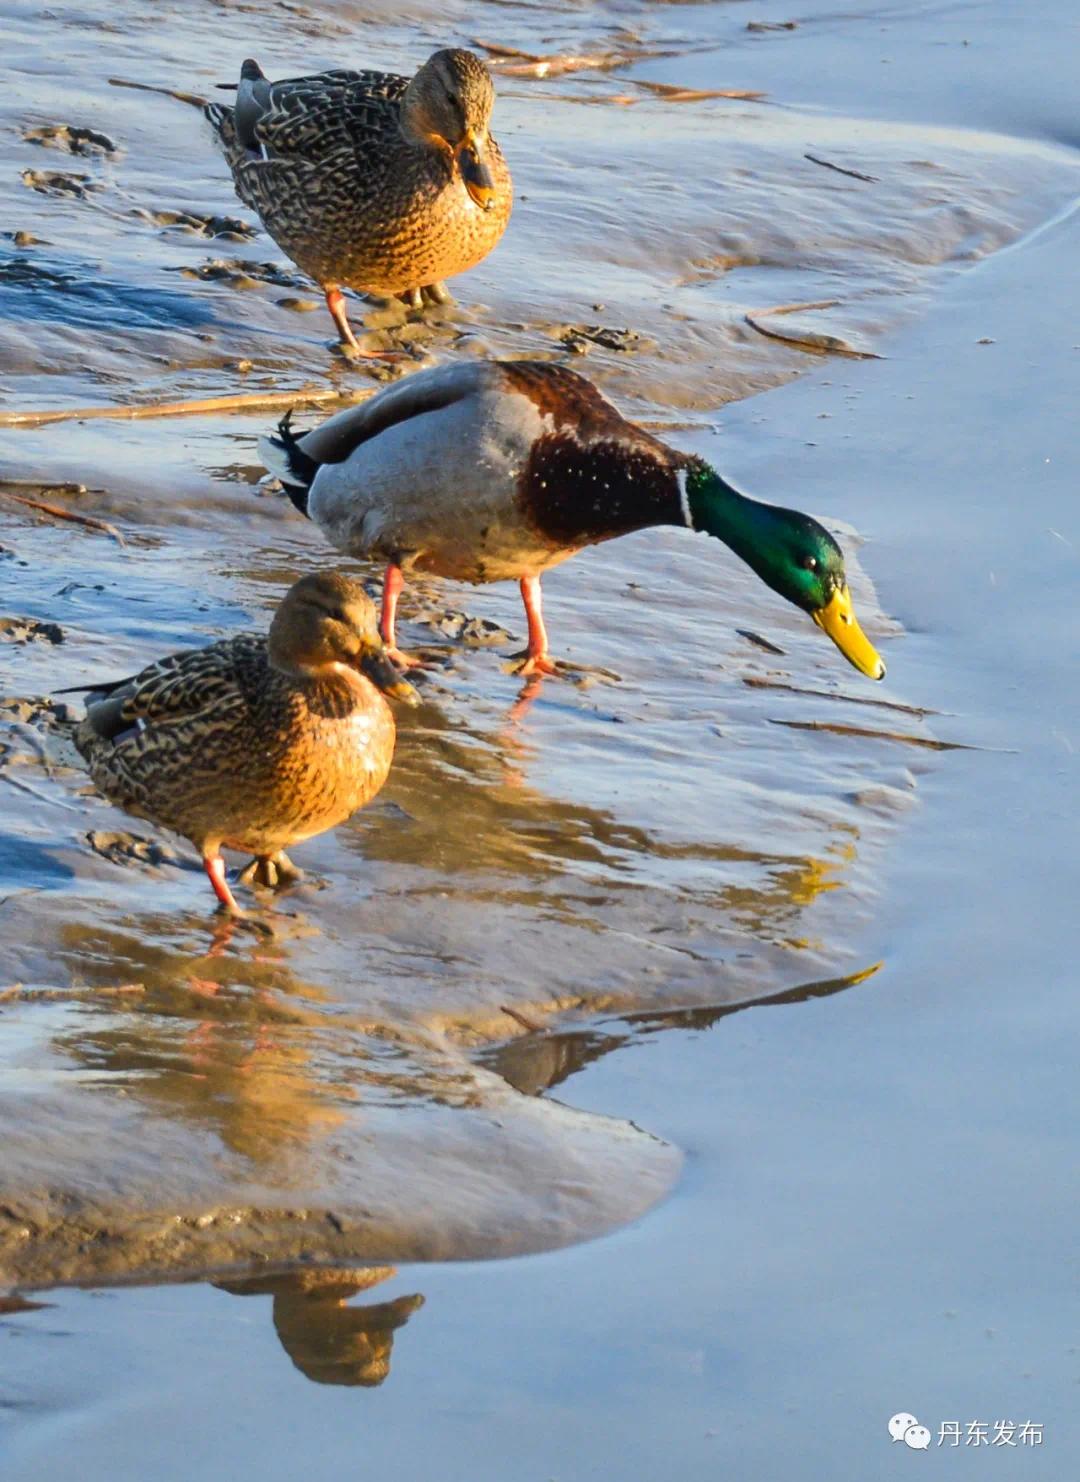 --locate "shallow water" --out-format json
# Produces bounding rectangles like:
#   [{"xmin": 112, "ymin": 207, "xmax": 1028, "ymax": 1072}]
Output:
[
  {"xmin": 0, "ymin": 0, "xmax": 987, "ymax": 1275},
  {"xmin": 1, "ymin": 0, "xmax": 1078, "ymax": 1474}
]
